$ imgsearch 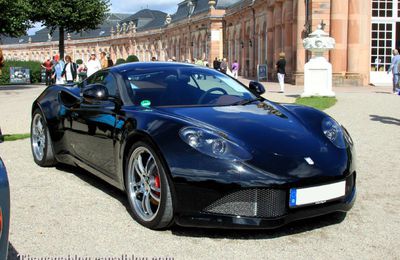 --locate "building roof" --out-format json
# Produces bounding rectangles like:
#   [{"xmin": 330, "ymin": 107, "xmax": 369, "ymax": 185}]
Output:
[
  {"xmin": 171, "ymin": 0, "xmax": 242, "ymax": 22},
  {"xmin": 121, "ymin": 9, "xmax": 167, "ymax": 32},
  {"xmin": 0, "ymin": 1, "xmax": 243, "ymax": 45}
]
